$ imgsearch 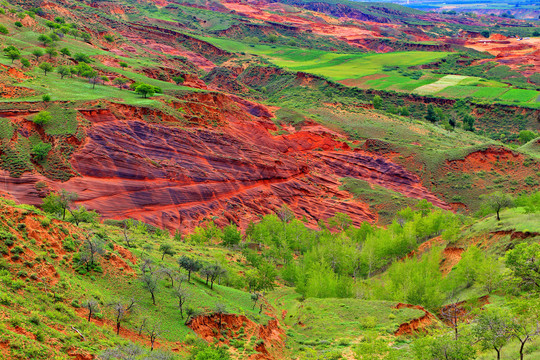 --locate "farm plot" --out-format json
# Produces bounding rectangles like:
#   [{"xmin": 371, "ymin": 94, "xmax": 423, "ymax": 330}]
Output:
[{"xmin": 413, "ymin": 75, "xmax": 468, "ymax": 95}]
